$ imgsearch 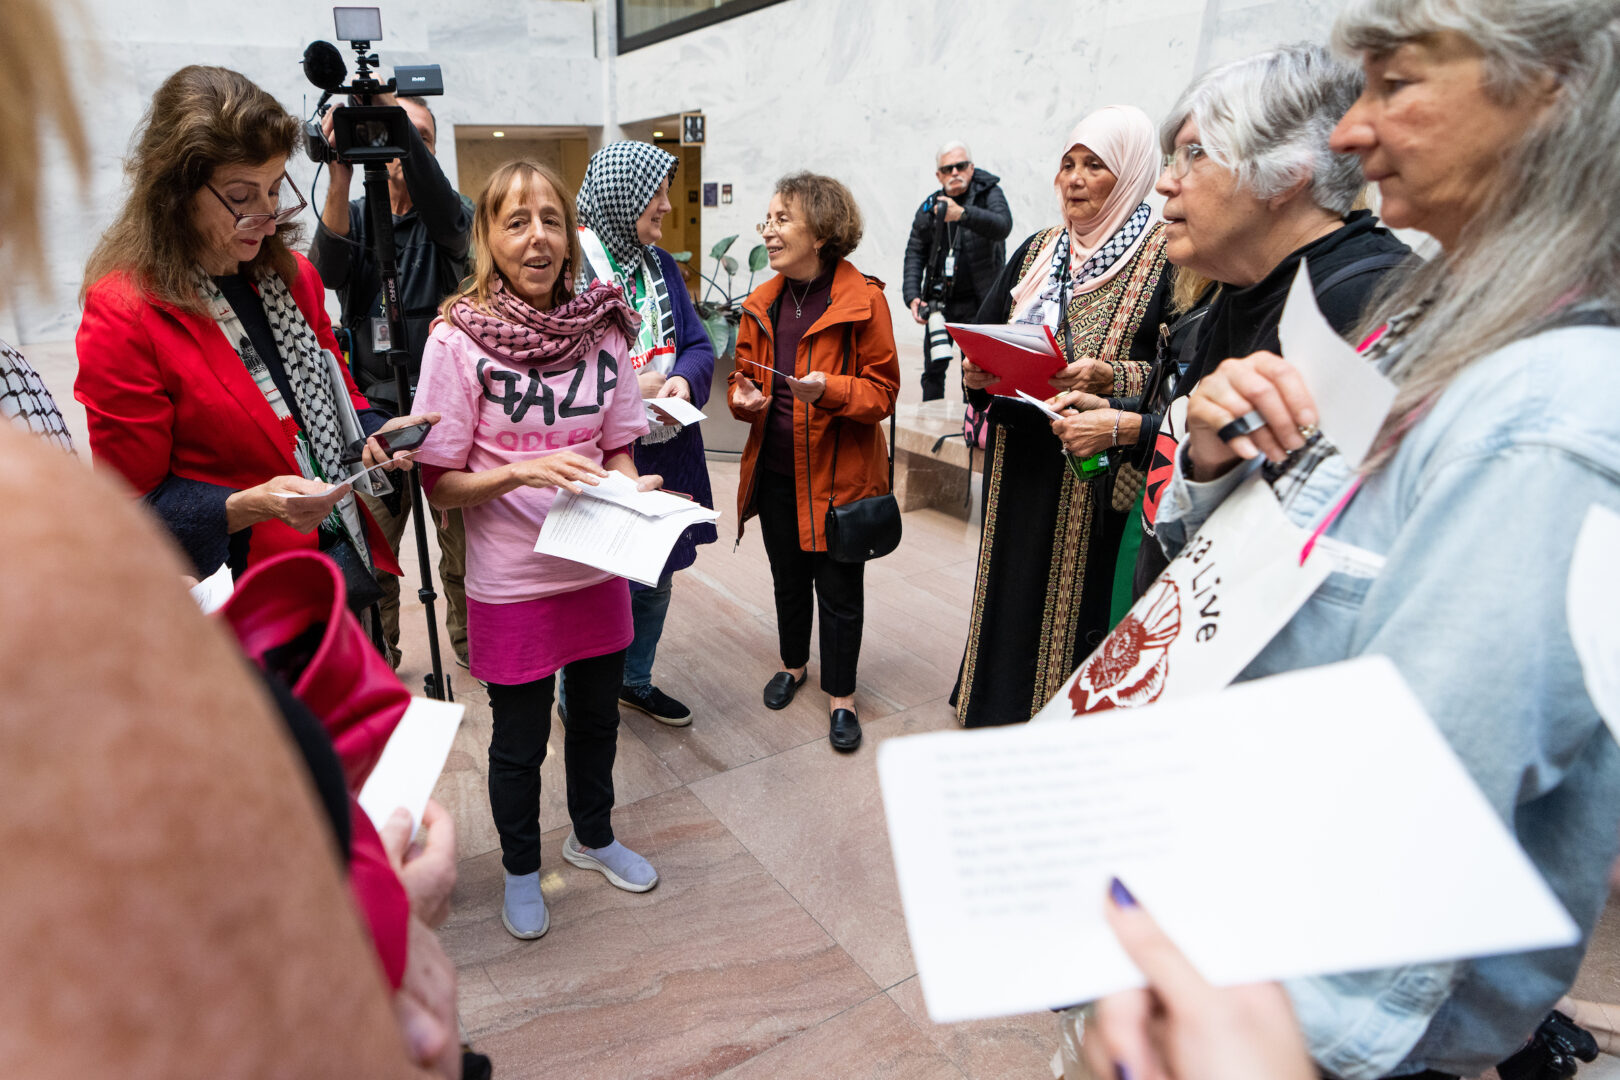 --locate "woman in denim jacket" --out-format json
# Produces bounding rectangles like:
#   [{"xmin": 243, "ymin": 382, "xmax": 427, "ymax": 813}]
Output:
[{"xmin": 1085, "ymin": 2, "xmax": 1620, "ymax": 1080}]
